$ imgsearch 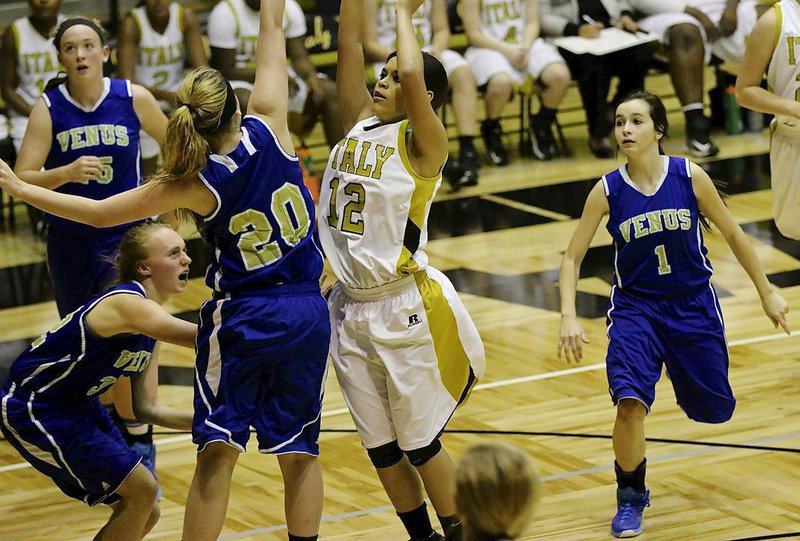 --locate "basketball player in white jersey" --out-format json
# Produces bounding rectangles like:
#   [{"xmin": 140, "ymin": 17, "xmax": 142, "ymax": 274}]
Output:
[
  {"xmin": 207, "ymin": 0, "xmax": 343, "ymax": 147},
  {"xmin": 0, "ymin": 0, "xmax": 65, "ymax": 153},
  {"xmin": 320, "ymin": 0, "xmax": 485, "ymax": 539},
  {"xmin": 736, "ymin": 0, "xmax": 800, "ymax": 240},
  {"xmin": 364, "ymin": 0, "xmax": 481, "ymax": 189},
  {"xmin": 117, "ymin": 0, "xmax": 207, "ymax": 175},
  {"xmin": 461, "ymin": 0, "xmax": 571, "ymax": 164}
]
